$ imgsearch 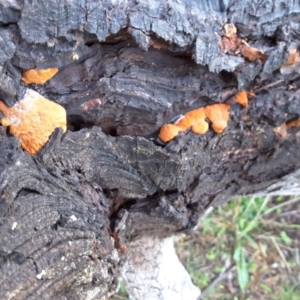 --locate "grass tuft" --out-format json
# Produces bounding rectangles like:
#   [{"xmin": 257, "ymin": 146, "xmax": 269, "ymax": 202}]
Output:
[{"xmin": 176, "ymin": 196, "xmax": 300, "ymax": 299}]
